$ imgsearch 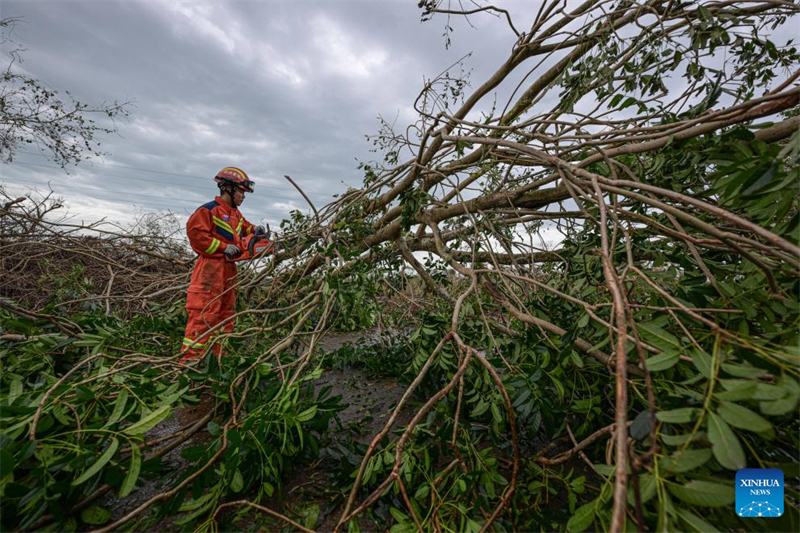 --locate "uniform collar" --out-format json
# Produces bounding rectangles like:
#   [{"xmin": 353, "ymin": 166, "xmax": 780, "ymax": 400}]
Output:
[{"xmin": 214, "ymin": 196, "xmax": 238, "ymax": 214}]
